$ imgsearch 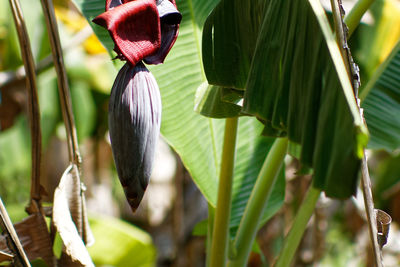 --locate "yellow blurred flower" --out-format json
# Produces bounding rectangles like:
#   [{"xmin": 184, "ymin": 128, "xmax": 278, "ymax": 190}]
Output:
[{"xmin": 54, "ymin": 5, "xmax": 107, "ymax": 54}]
